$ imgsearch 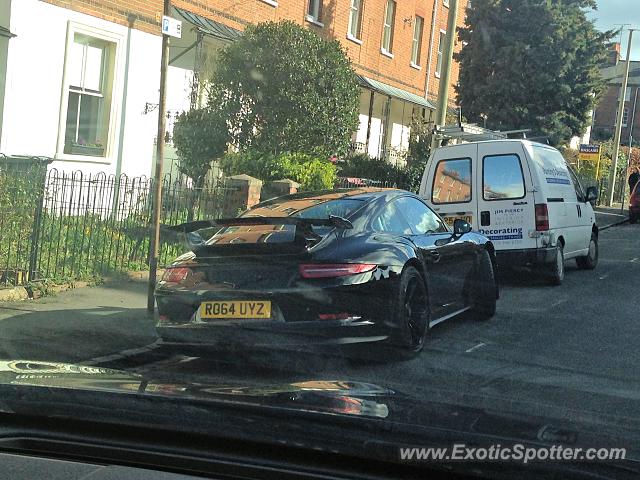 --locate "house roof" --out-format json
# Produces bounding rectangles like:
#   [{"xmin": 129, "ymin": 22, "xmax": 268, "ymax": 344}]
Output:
[
  {"xmin": 0, "ymin": 26, "xmax": 16, "ymax": 38},
  {"xmin": 357, "ymin": 75, "xmax": 435, "ymax": 110},
  {"xmin": 174, "ymin": 7, "xmax": 242, "ymax": 42},
  {"xmin": 601, "ymin": 60, "xmax": 640, "ymax": 86}
]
